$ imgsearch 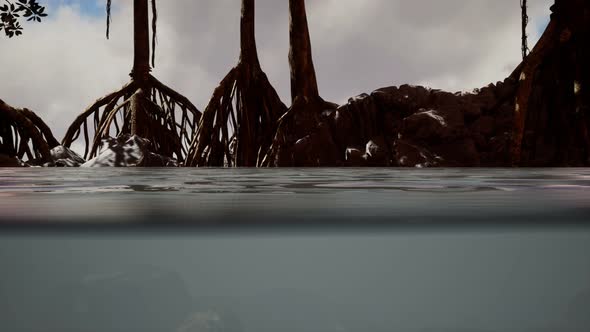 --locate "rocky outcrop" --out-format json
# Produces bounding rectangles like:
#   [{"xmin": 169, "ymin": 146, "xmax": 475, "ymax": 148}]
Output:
[
  {"xmin": 260, "ymin": 0, "xmax": 589, "ymax": 168},
  {"xmin": 298, "ymin": 79, "xmax": 517, "ymax": 167},
  {"xmin": 45, "ymin": 146, "xmax": 86, "ymax": 167},
  {"xmin": 82, "ymin": 135, "xmax": 179, "ymax": 167}
]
